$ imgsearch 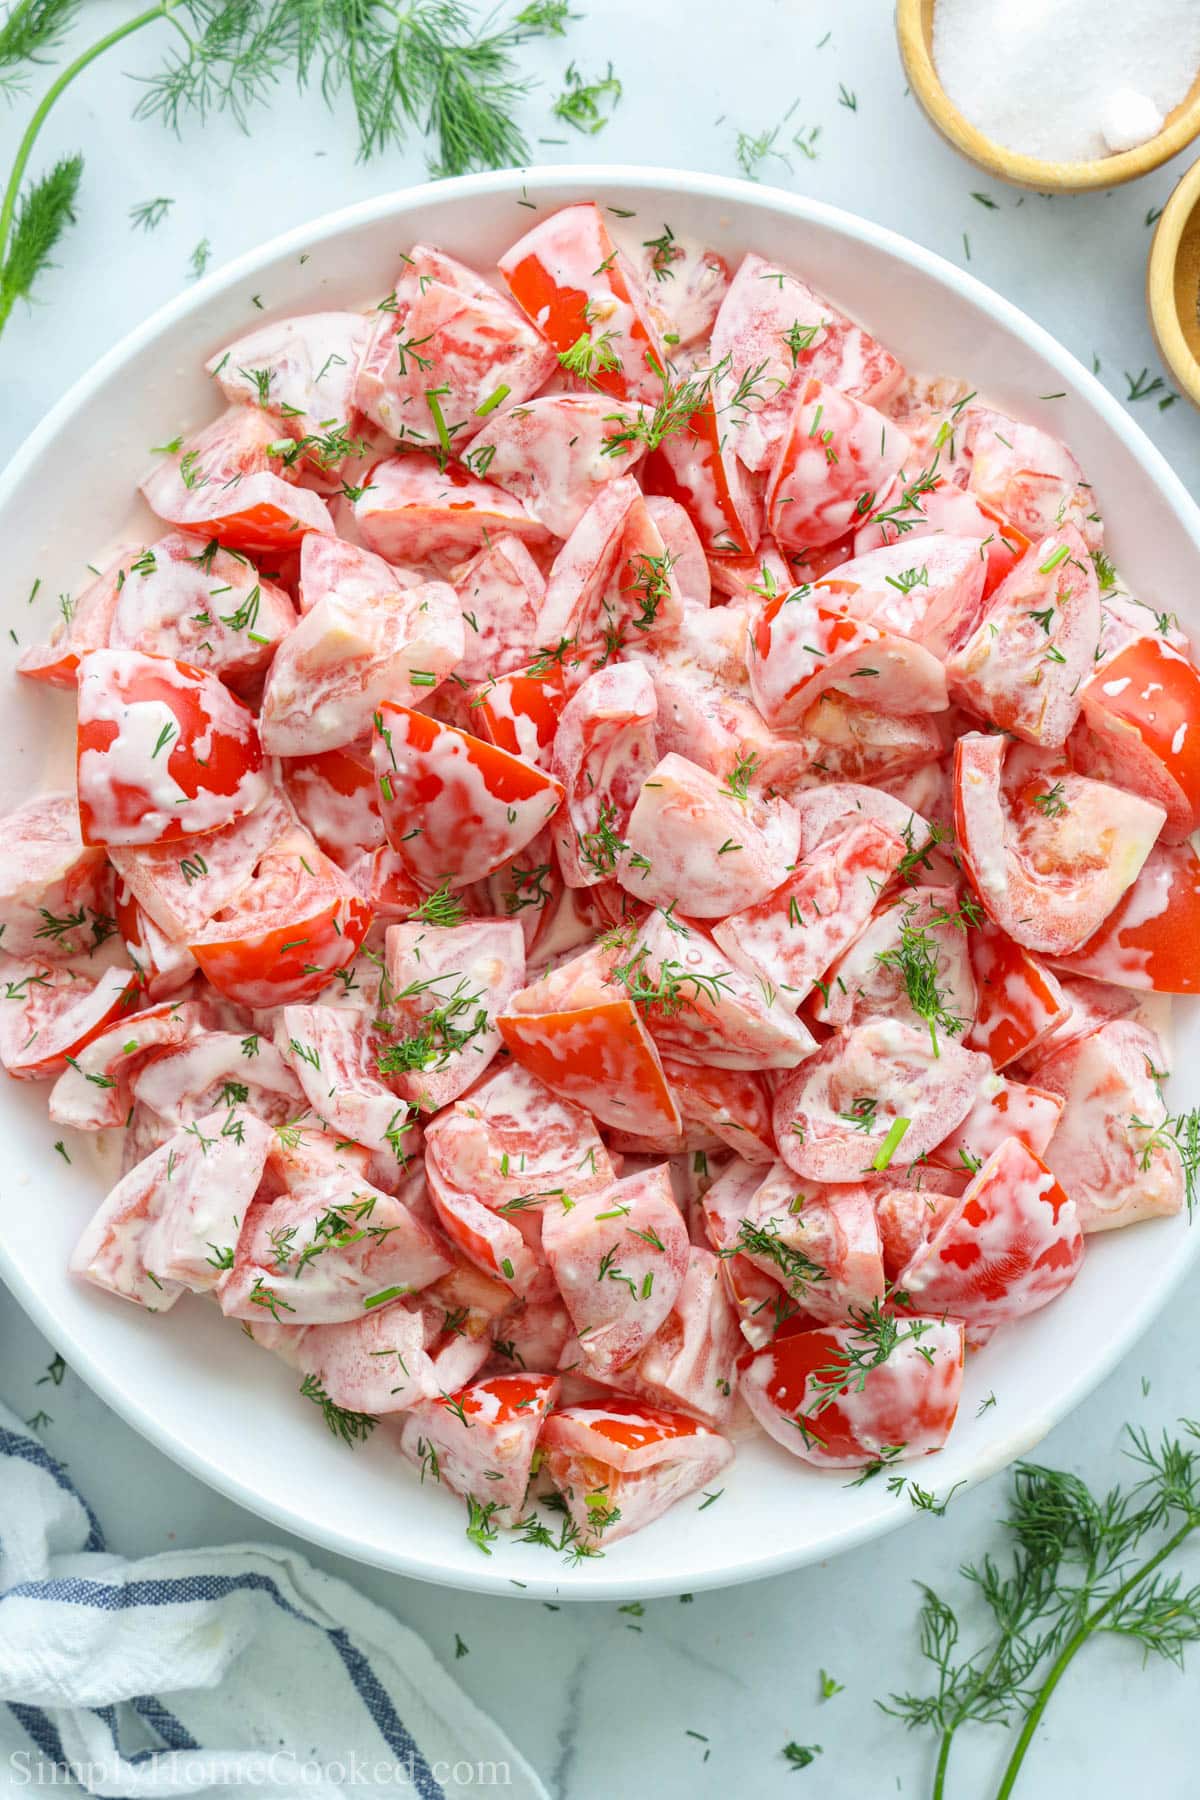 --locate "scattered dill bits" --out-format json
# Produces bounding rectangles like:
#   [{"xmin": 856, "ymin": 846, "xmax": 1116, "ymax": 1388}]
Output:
[
  {"xmin": 735, "ymin": 121, "xmax": 790, "ymax": 181},
  {"xmin": 553, "ymin": 60, "xmax": 621, "ymax": 135},
  {"xmin": 513, "ymin": 0, "xmax": 577, "ymax": 32},
  {"xmin": 129, "ymin": 195, "xmax": 173, "ymax": 232},
  {"xmin": 837, "ymin": 82, "xmax": 857, "ymax": 110},
  {"xmin": 1125, "ymin": 367, "xmax": 1165, "ymax": 402},
  {"xmin": 188, "ymin": 236, "xmax": 212, "ymax": 281},
  {"xmin": 782, "ymin": 1742, "xmax": 823, "ymax": 1771}
]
